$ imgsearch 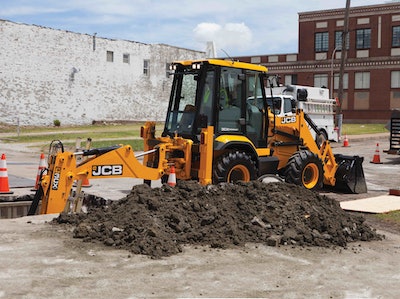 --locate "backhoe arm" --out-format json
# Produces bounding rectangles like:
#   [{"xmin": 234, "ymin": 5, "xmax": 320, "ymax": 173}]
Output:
[{"xmin": 39, "ymin": 145, "xmax": 166, "ymax": 214}]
